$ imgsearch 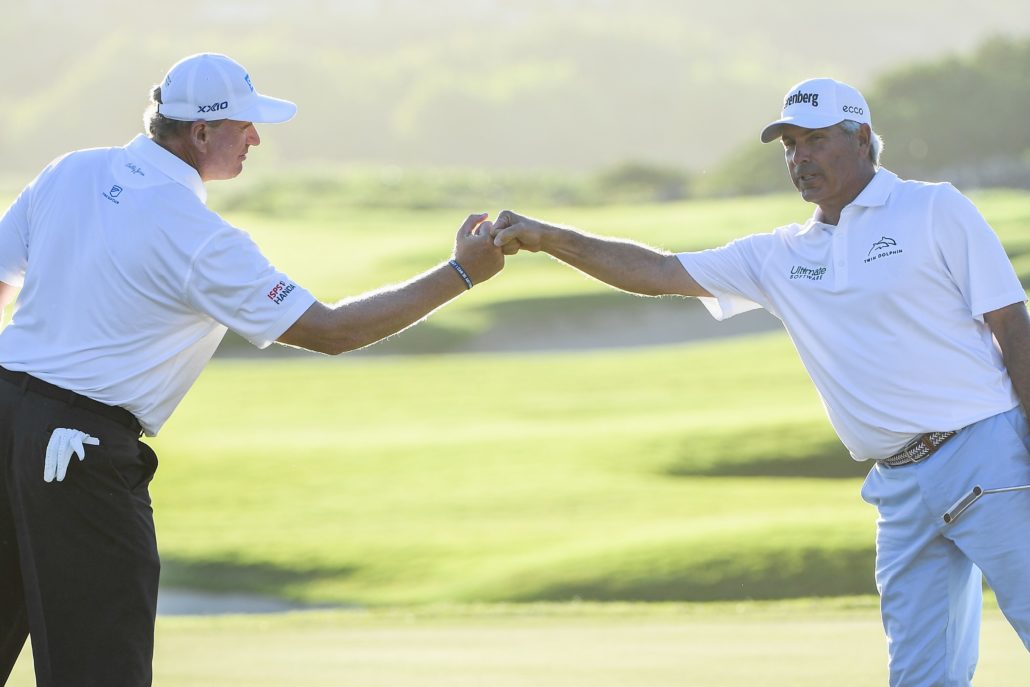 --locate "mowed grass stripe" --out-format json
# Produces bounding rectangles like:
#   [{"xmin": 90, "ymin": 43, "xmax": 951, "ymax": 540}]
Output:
[
  {"xmin": 148, "ymin": 334, "xmax": 880, "ymax": 605},
  {"xmin": 9, "ymin": 600, "xmax": 1027, "ymax": 687}
]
